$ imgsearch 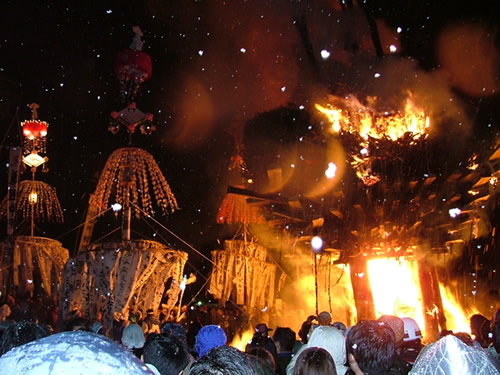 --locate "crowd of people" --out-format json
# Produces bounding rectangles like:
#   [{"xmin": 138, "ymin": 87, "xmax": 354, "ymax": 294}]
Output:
[{"xmin": 0, "ymin": 293, "xmax": 499, "ymax": 374}]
